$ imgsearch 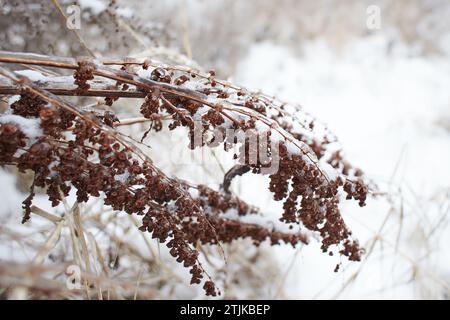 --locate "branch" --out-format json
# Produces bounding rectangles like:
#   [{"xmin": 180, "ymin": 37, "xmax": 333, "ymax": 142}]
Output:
[
  {"xmin": 222, "ymin": 165, "xmax": 251, "ymax": 193},
  {"xmin": 0, "ymin": 75, "xmax": 145, "ymax": 98}
]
